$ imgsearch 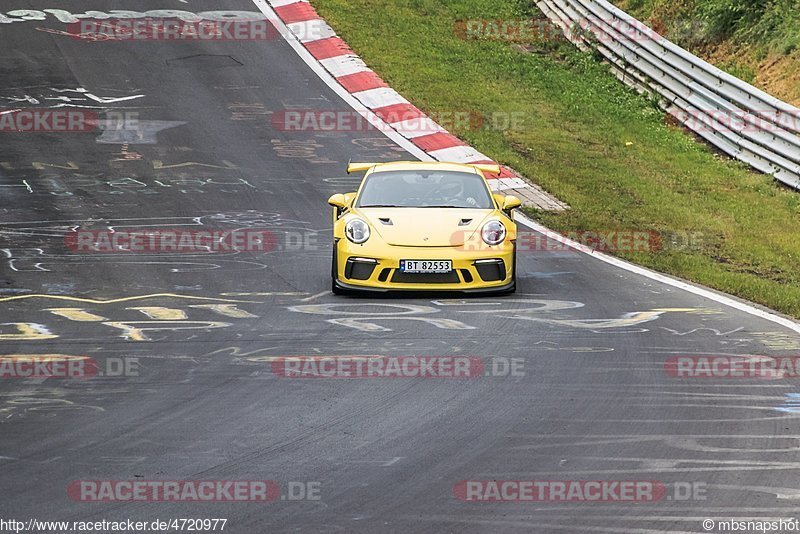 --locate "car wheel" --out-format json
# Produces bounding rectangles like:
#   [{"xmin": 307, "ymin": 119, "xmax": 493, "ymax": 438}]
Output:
[
  {"xmin": 508, "ymin": 243, "xmax": 518, "ymax": 294},
  {"xmin": 331, "ymin": 279, "xmax": 344, "ymax": 295},
  {"xmin": 331, "ymin": 245, "xmax": 345, "ymax": 295}
]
